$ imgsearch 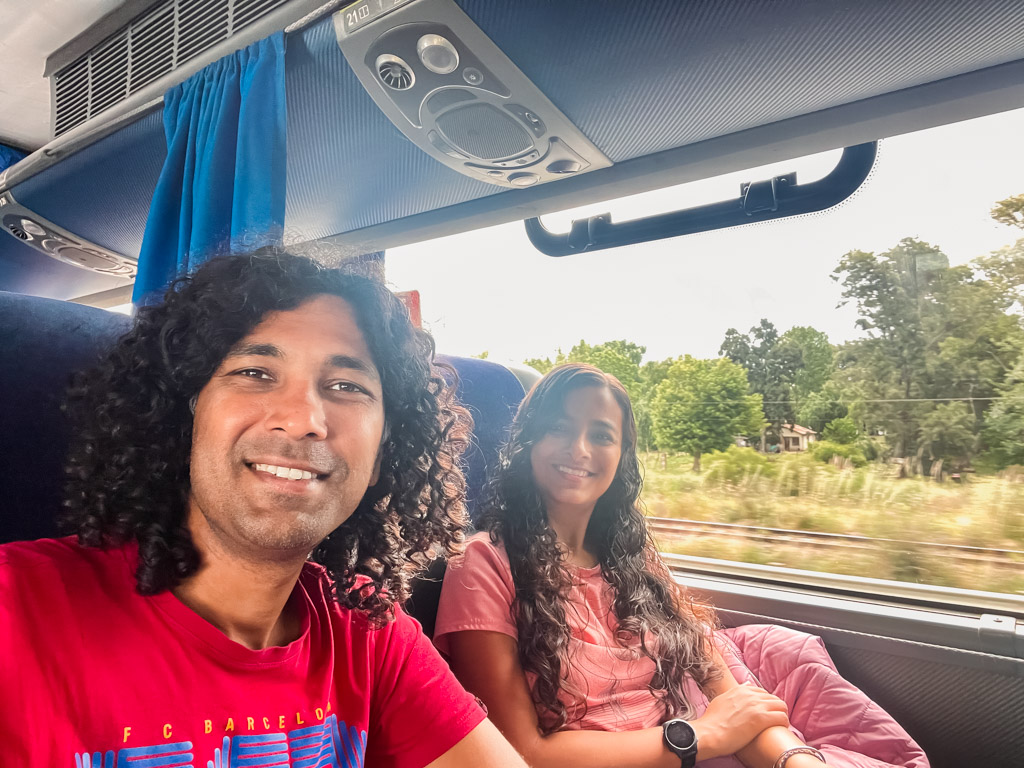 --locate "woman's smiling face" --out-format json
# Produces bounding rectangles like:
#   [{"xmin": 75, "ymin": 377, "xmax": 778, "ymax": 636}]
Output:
[{"xmin": 529, "ymin": 385, "xmax": 623, "ymax": 517}]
